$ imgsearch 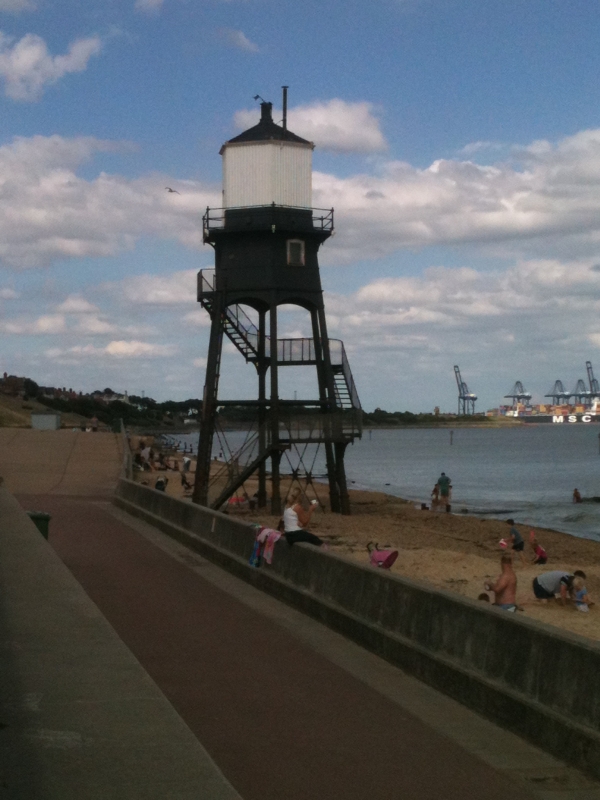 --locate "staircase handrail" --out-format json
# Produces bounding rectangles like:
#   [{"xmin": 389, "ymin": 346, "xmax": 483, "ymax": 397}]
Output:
[
  {"xmin": 332, "ymin": 339, "xmax": 362, "ymax": 411},
  {"xmin": 224, "ymin": 304, "xmax": 259, "ymax": 356}
]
